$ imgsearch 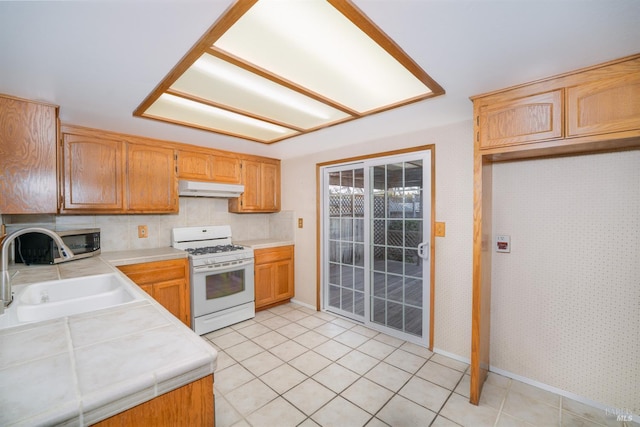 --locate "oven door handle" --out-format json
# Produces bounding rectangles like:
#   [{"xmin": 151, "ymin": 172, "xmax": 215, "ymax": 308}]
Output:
[{"xmin": 192, "ymin": 258, "xmax": 254, "ymax": 273}]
